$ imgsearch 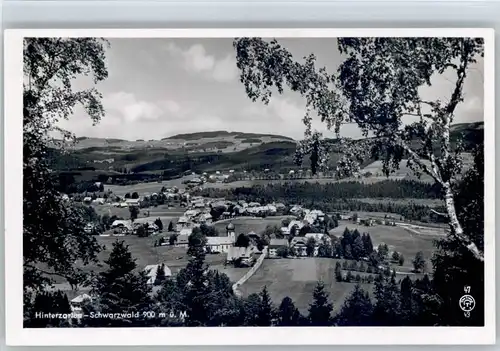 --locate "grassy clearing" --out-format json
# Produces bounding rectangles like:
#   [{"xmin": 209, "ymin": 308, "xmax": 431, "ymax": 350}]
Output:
[
  {"xmin": 354, "ymin": 198, "xmax": 444, "ymax": 206},
  {"xmin": 239, "ymin": 258, "xmax": 373, "ymax": 313},
  {"xmin": 93, "ymin": 203, "xmax": 185, "ymax": 218},
  {"xmin": 330, "ymin": 221, "xmax": 439, "ymax": 269},
  {"xmin": 213, "ymin": 217, "xmax": 286, "ymax": 236},
  {"xmin": 106, "ymin": 180, "xmax": 184, "ymax": 197},
  {"xmin": 46, "ymin": 236, "xmax": 226, "ymax": 284}
]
